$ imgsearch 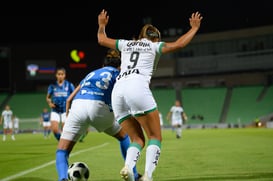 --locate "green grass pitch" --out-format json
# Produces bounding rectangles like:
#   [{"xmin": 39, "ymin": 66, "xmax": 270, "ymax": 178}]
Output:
[{"xmin": 0, "ymin": 128, "xmax": 273, "ymax": 181}]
